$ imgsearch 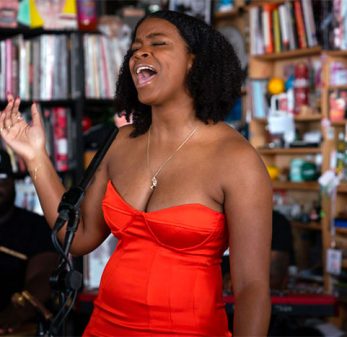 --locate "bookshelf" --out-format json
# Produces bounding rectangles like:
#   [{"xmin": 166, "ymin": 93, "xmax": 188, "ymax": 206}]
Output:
[
  {"xmin": 244, "ymin": 0, "xmax": 347, "ymax": 329},
  {"xmin": 0, "ymin": 27, "xmax": 125, "ymax": 211}
]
